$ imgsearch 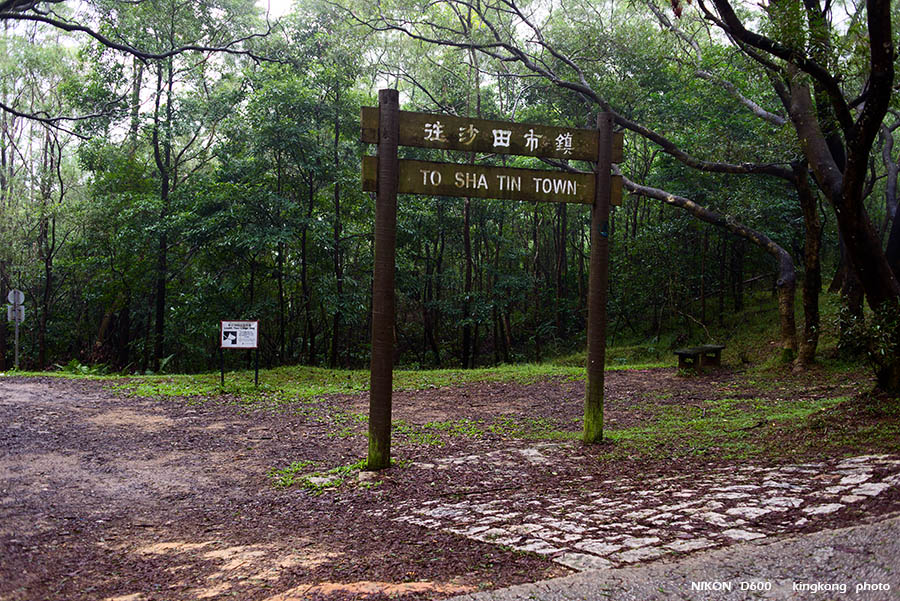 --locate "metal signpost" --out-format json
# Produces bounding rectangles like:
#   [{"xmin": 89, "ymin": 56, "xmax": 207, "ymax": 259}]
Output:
[
  {"xmin": 361, "ymin": 89, "xmax": 622, "ymax": 469},
  {"xmin": 219, "ymin": 320, "xmax": 259, "ymax": 386},
  {"xmin": 7, "ymin": 289, "xmax": 25, "ymax": 370}
]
